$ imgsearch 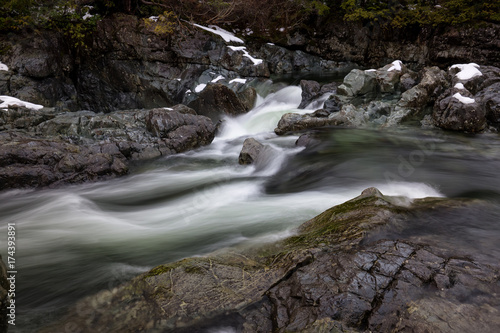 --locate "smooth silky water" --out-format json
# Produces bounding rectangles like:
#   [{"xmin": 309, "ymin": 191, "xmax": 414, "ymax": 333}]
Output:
[{"xmin": 1, "ymin": 84, "xmax": 500, "ymax": 331}]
